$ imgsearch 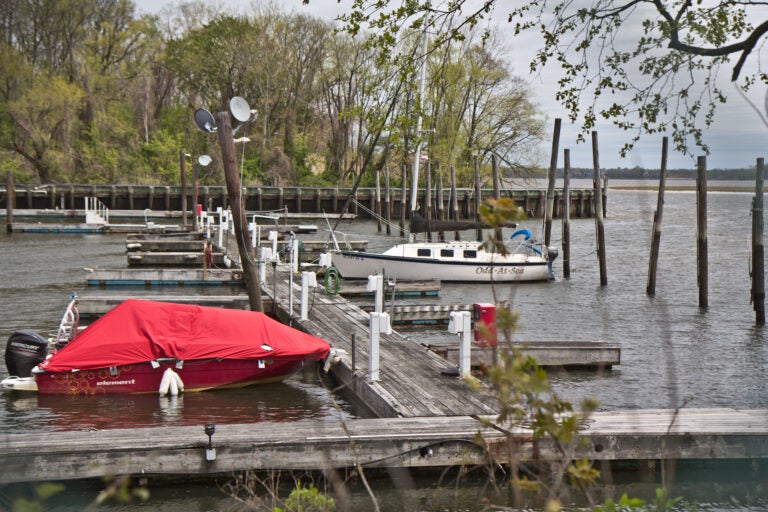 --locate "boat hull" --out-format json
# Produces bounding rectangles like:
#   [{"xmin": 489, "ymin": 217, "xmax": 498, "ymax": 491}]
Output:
[
  {"xmin": 33, "ymin": 358, "xmax": 304, "ymax": 395},
  {"xmin": 332, "ymin": 250, "xmax": 551, "ymax": 282}
]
